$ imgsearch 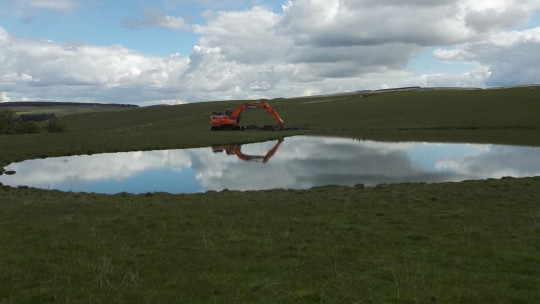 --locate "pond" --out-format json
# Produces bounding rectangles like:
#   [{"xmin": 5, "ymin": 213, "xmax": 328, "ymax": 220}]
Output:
[{"xmin": 1, "ymin": 136, "xmax": 540, "ymax": 194}]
